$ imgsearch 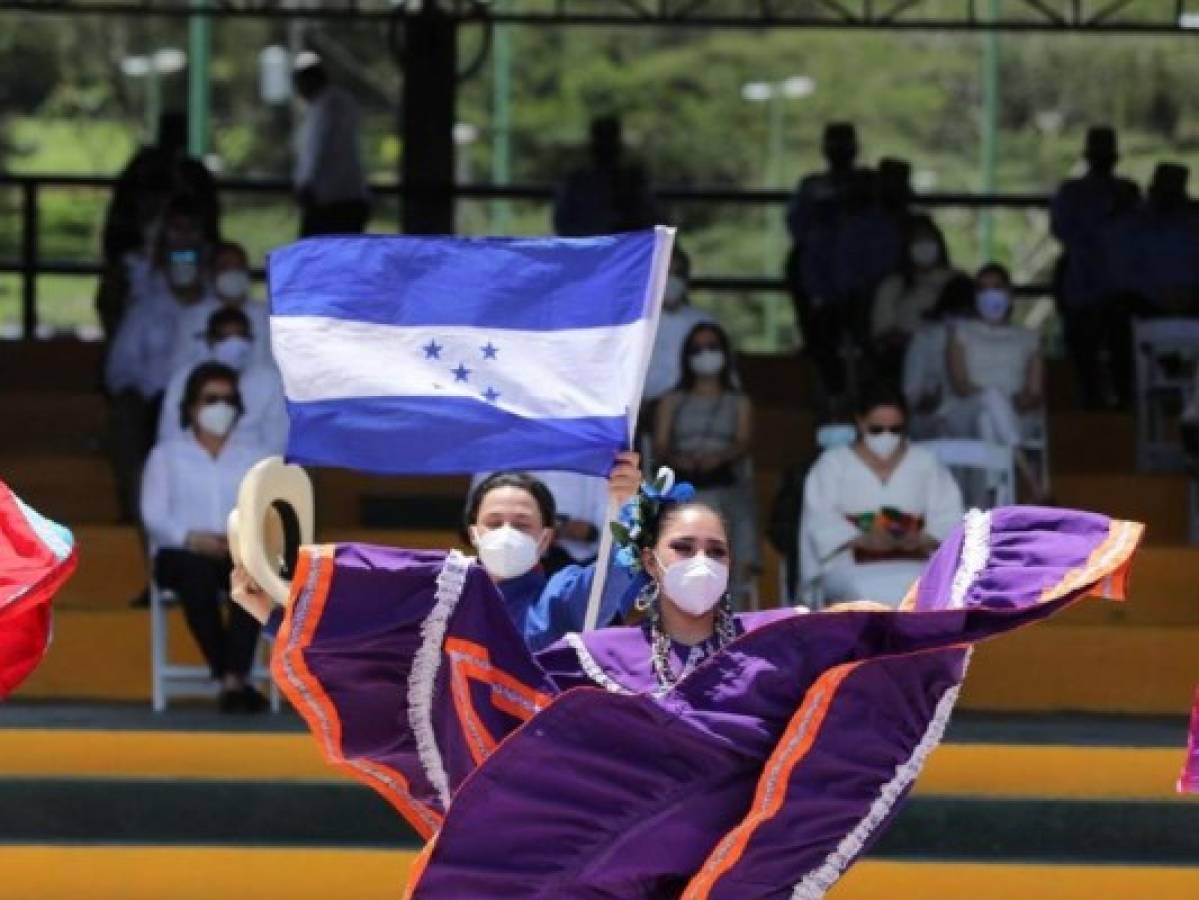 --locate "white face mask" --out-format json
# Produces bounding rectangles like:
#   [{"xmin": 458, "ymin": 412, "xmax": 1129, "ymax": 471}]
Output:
[
  {"xmin": 211, "ymin": 335, "xmax": 252, "ymax": 371},
  {"xmin": 976, "ymin": 288, "xmax": 1011, "ymax": 324},
  {"xmin": 910, "ymin": 240, "xmax": 940, "ymax": 268},
  {"xmin": 215, "ymin": 269, "xmax": 250, "ymax": 301},
  {"xmin": 664, "ymin": 274, "xmax": 687, "ymax": 308},
  {"xmin": 863, "ymin": 430, "xmax": 902, "ymax": 459},
  {"xmin": 196, "ymin": 401, "xmax": 238, "ymax": 438},
  {"xmin": 472, "ymin": 524, "xmax": 542, "ymax": 580},
  {"xmin": 690, "ymin": 349, "xmax": 725, "ymax": 377},
  {"xmin": 658, "ymin": 554, "xmax": 729, "ymax": 617}
]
